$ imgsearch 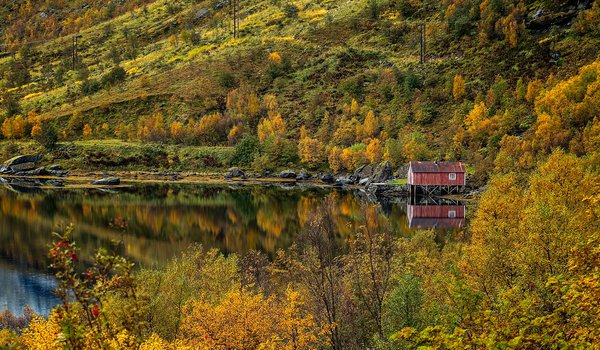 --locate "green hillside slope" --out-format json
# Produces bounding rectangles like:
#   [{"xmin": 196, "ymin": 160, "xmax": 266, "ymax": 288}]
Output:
[{"xmin": 1, "ymin": 0, "xmax": 599, "ymax": 178}]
